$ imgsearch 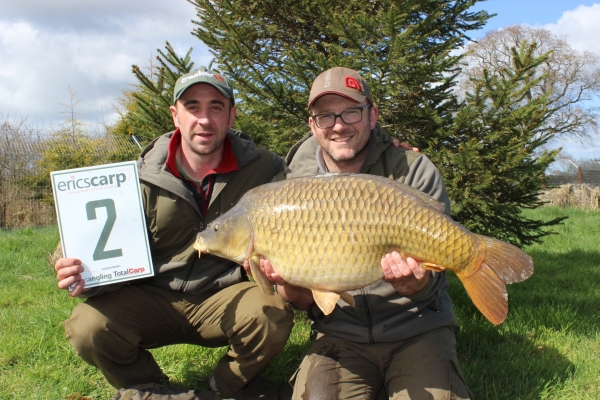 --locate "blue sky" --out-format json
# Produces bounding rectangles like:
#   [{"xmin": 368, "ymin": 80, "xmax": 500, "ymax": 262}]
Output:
[
  {"xmin": 0, "ymin": 1, "xmax": 598, "ymax": 160},
  {"xmin": 467, "ymin": 1, "xmax": 600, "ymax": 161},
  {"xmin": 470, "ymin": 0, "xmax": 599, "ymax": 36}
]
